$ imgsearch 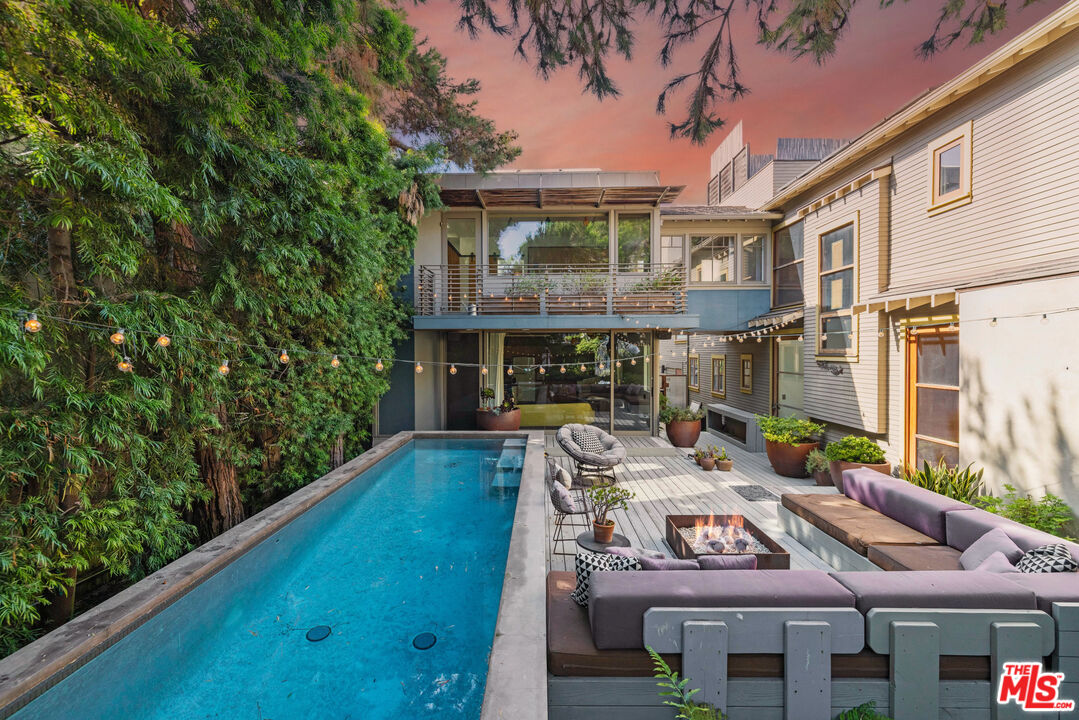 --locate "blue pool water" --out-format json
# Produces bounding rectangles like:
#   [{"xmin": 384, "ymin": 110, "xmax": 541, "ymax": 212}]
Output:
[{"xmin": 16, "ymin": 439, "xmax": 521, "ymax": 720}]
